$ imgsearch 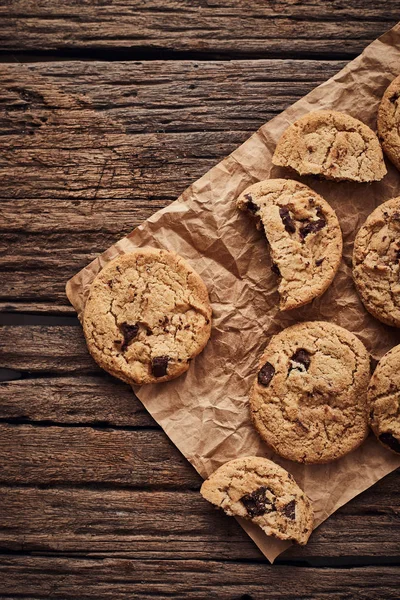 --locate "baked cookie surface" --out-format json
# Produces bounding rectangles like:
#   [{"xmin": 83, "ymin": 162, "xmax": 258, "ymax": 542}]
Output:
[
  {"xmin": 377, "ymin": 74, "xmax": 400, "ymax": 171},
  {"xmin": 368, "ymin": 344, "xmax": 400, "ymax": 455},
  {"xmin": 200, "ymin": 456, "xmax": 314, "ymax": 545},
  {"xmin": 237, "ymin": 179, "xmax": 342, "ymax": 311},
  {"xmin": 83, "ymin": 248, "xmax": 212, "ymax": 384},
  {"xmin": 353, "ymin": 197, "xmax": 400, "ymax": 328},
  {"xmin": 272, "ymin": 110, "xmax": 386, "ymax": 182},
  {"xmin": 250, "ymin": 321, "xmax": 370, "ymax": 463}
]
